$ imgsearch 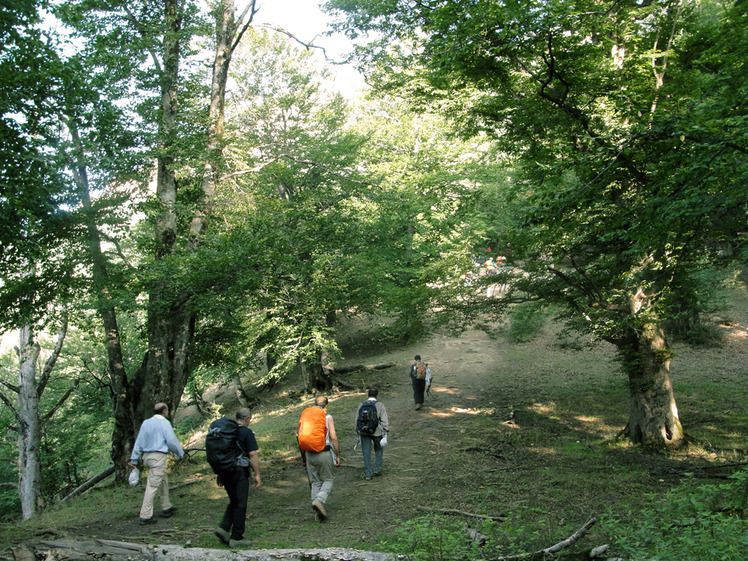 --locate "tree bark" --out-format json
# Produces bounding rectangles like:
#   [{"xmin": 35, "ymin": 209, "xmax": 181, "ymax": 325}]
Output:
[
  {"xmin": 17, "ymin": 326, "xmax": 43, "ymax": 519},
  {"xmin": 619, "ymin": 316, "xmax": 684, "ymax": 449}
]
